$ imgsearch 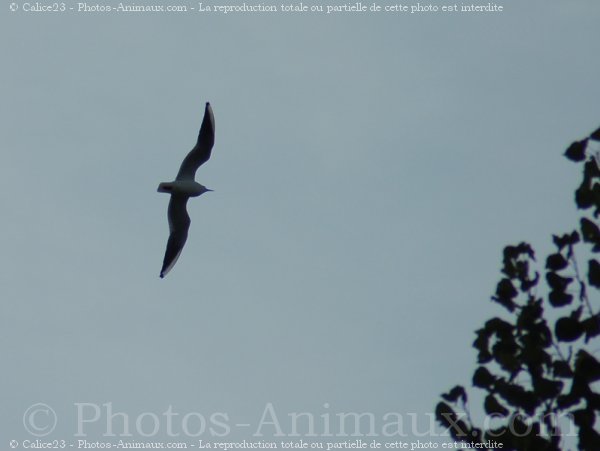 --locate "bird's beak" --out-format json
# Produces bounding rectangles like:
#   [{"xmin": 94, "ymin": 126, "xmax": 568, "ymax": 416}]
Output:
[{"xmin": 206, "ymin": 188, "xmax": 214, "ymax": 192}]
